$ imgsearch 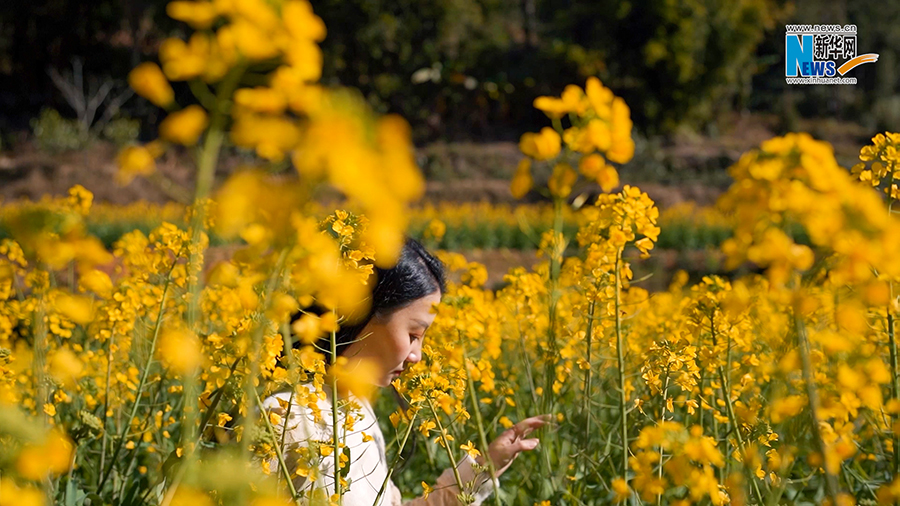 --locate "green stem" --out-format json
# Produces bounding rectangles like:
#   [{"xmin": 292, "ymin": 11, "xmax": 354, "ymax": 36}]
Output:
[
  {"xmin": 277, "ymin": 391, "xmax": 294, "ymax": 493},
  {"xmin": 543, "ymin": 197, "xmax": 564, "ymax": 415},
  {"xmin": 331, "ymin": 320, "xmax": 342, "ymax": 502},
  {"xmin": 711, "ymin": 315, "xmax": 763, "ymax": 504},
  {"xmin": 428, "ymin": 400, "xmax": 469, "ymax": 503},
  {"xmin": 197, "ymin": 356, "xmax": 243, "ymax": 441},
  {"xmin": 540, "ymin": 197, "xmax": 565, "ymax": 492},
  {"xmin": 63, "ymin": 442, "xmax": 78, "ymax": 504},
  {"xmin": 373, "ymin": 410, "xmax": 419, "ymax": 506},
  {"xmin": 97, "ymin": 329, "xmax": 115, "ymax": 488},
  {"xmin": 582, "ymin": 299, "xmax": 596, "ymax": 445},
  {"xmin": 794, "ymin": 311, "xmax": 842, "ymax": 503},
  {"xmin": 176, "ymin": 71, "xmax": 243, "ymax": 489},
  {"xmin": 463, "ymin": 351, "xmax": 502, "ymax": 506},
  {"xmin": 252, "ymin": 387, "xmax": 299, "ymax": 499},
  {"xmin": 185, "ymin": 64, "xmax": 244, "ymax": 330},
  {"xmin": 239, "ymin": 248, "xmax": 290, "ymax": 470},
  {"xmin": 697, "ymin": 369, "xmax": 706, "ymax": 437},
  {"xmin": 614, "ymin": 249, "xmax": 628, "ymax": 482},
  {"xmin": 34, "ymin": 291, "xmax": 48, "ymax": 423},
  {"xmin": 656, "ymin": 373, "xmax": 669, "ymax": 506},
  {"xmin": 97, "ymin": 271, "xmax": 173, "ymax": 492},
  {"xmin": 887, "ymin": 178, "xmax": 898, "ymax": 488},
  {"xmin": 887, "ymin": 182, "xmax": 898, "ymax": 481},
  {"xmin": 724, "ymin": 313, "xmax": 734, "ymax": 483},
  {"xmin": 890, "ymin": 309, "xmax": 899, "ymax": 479},
  {"xmin": 515, "ymin": 300, "xmax": 538, "ymax": 406}
]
